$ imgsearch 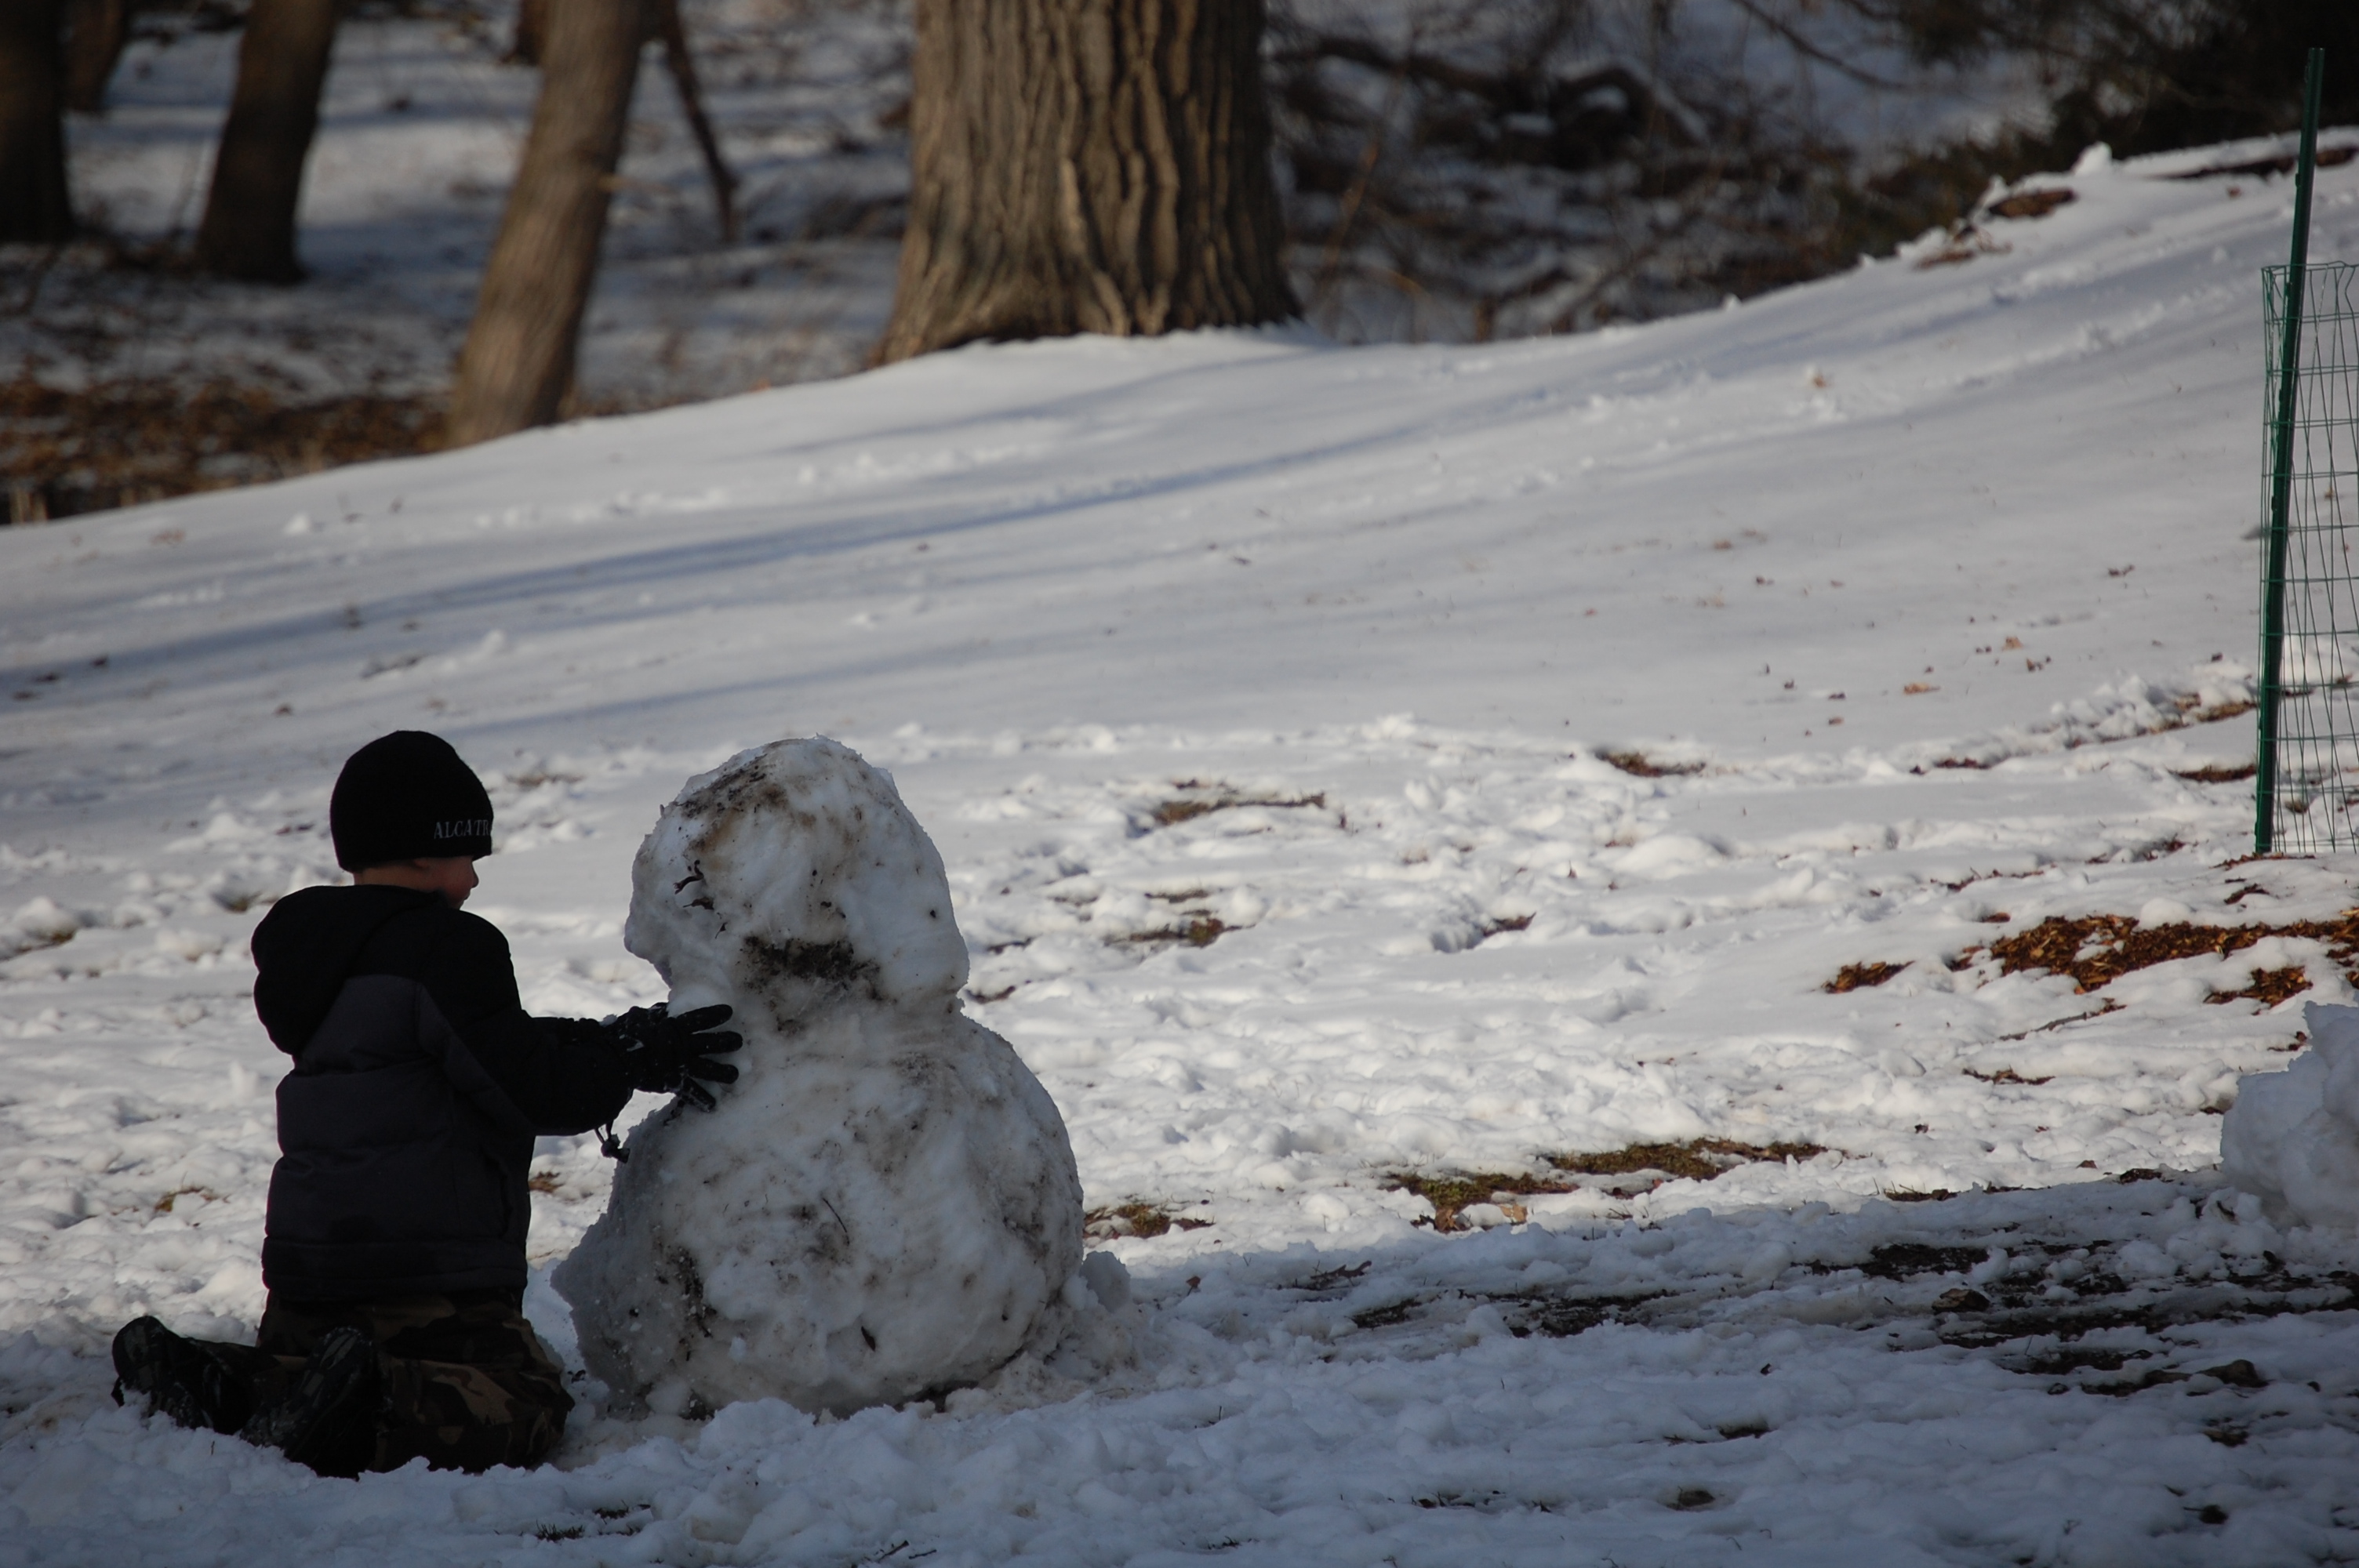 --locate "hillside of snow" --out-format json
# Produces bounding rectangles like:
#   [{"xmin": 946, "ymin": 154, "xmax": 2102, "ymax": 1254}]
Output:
[{"xmin": 5, "ymin": 140, "xmax": 2359, "ymax": 1563}]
